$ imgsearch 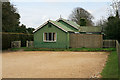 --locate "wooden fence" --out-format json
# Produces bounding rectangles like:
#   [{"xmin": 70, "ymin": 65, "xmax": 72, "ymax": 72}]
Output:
[
  {"xmin": 102, "ymin": 40, "xmax": 120, "ymax": 69},
  {"xmin": 69, "ymin": 33, "xmax": 103, "ymax": 48},
  {"xmin": 103, "ymin": 40, "xmax": 116, "ymax": 48},
  {"xmin": 116, "ymin": 40, "xmax": 120, "ymax": 69}
]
